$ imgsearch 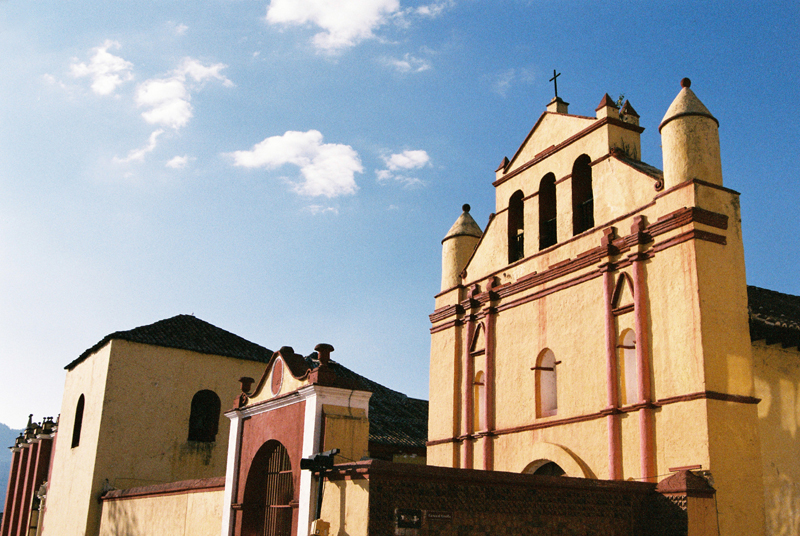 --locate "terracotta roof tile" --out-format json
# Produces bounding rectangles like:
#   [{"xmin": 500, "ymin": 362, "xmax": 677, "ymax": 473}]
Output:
[{"xmin": 748, "ymin": 286, "xmax": 800, "ymax": 350}]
